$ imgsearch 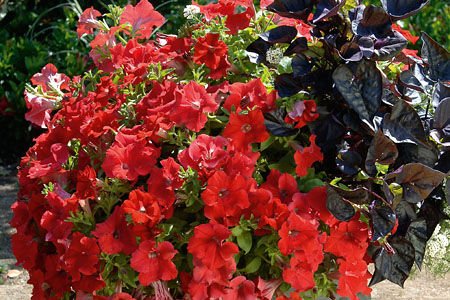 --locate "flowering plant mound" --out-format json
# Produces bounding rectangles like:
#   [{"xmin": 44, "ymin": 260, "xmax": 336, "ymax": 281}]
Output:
[{"xmin": 11, "ymin": 1, "xmax": 449, "ymax": 300}]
